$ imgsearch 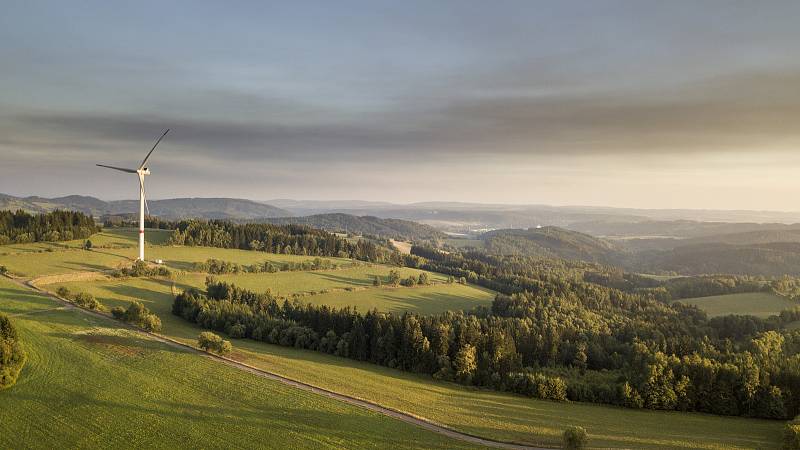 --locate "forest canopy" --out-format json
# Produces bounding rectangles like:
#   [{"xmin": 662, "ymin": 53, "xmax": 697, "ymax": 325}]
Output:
[{"xmin": 0, "ymin": 210, "xmax": 98, "ymax": 244}]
